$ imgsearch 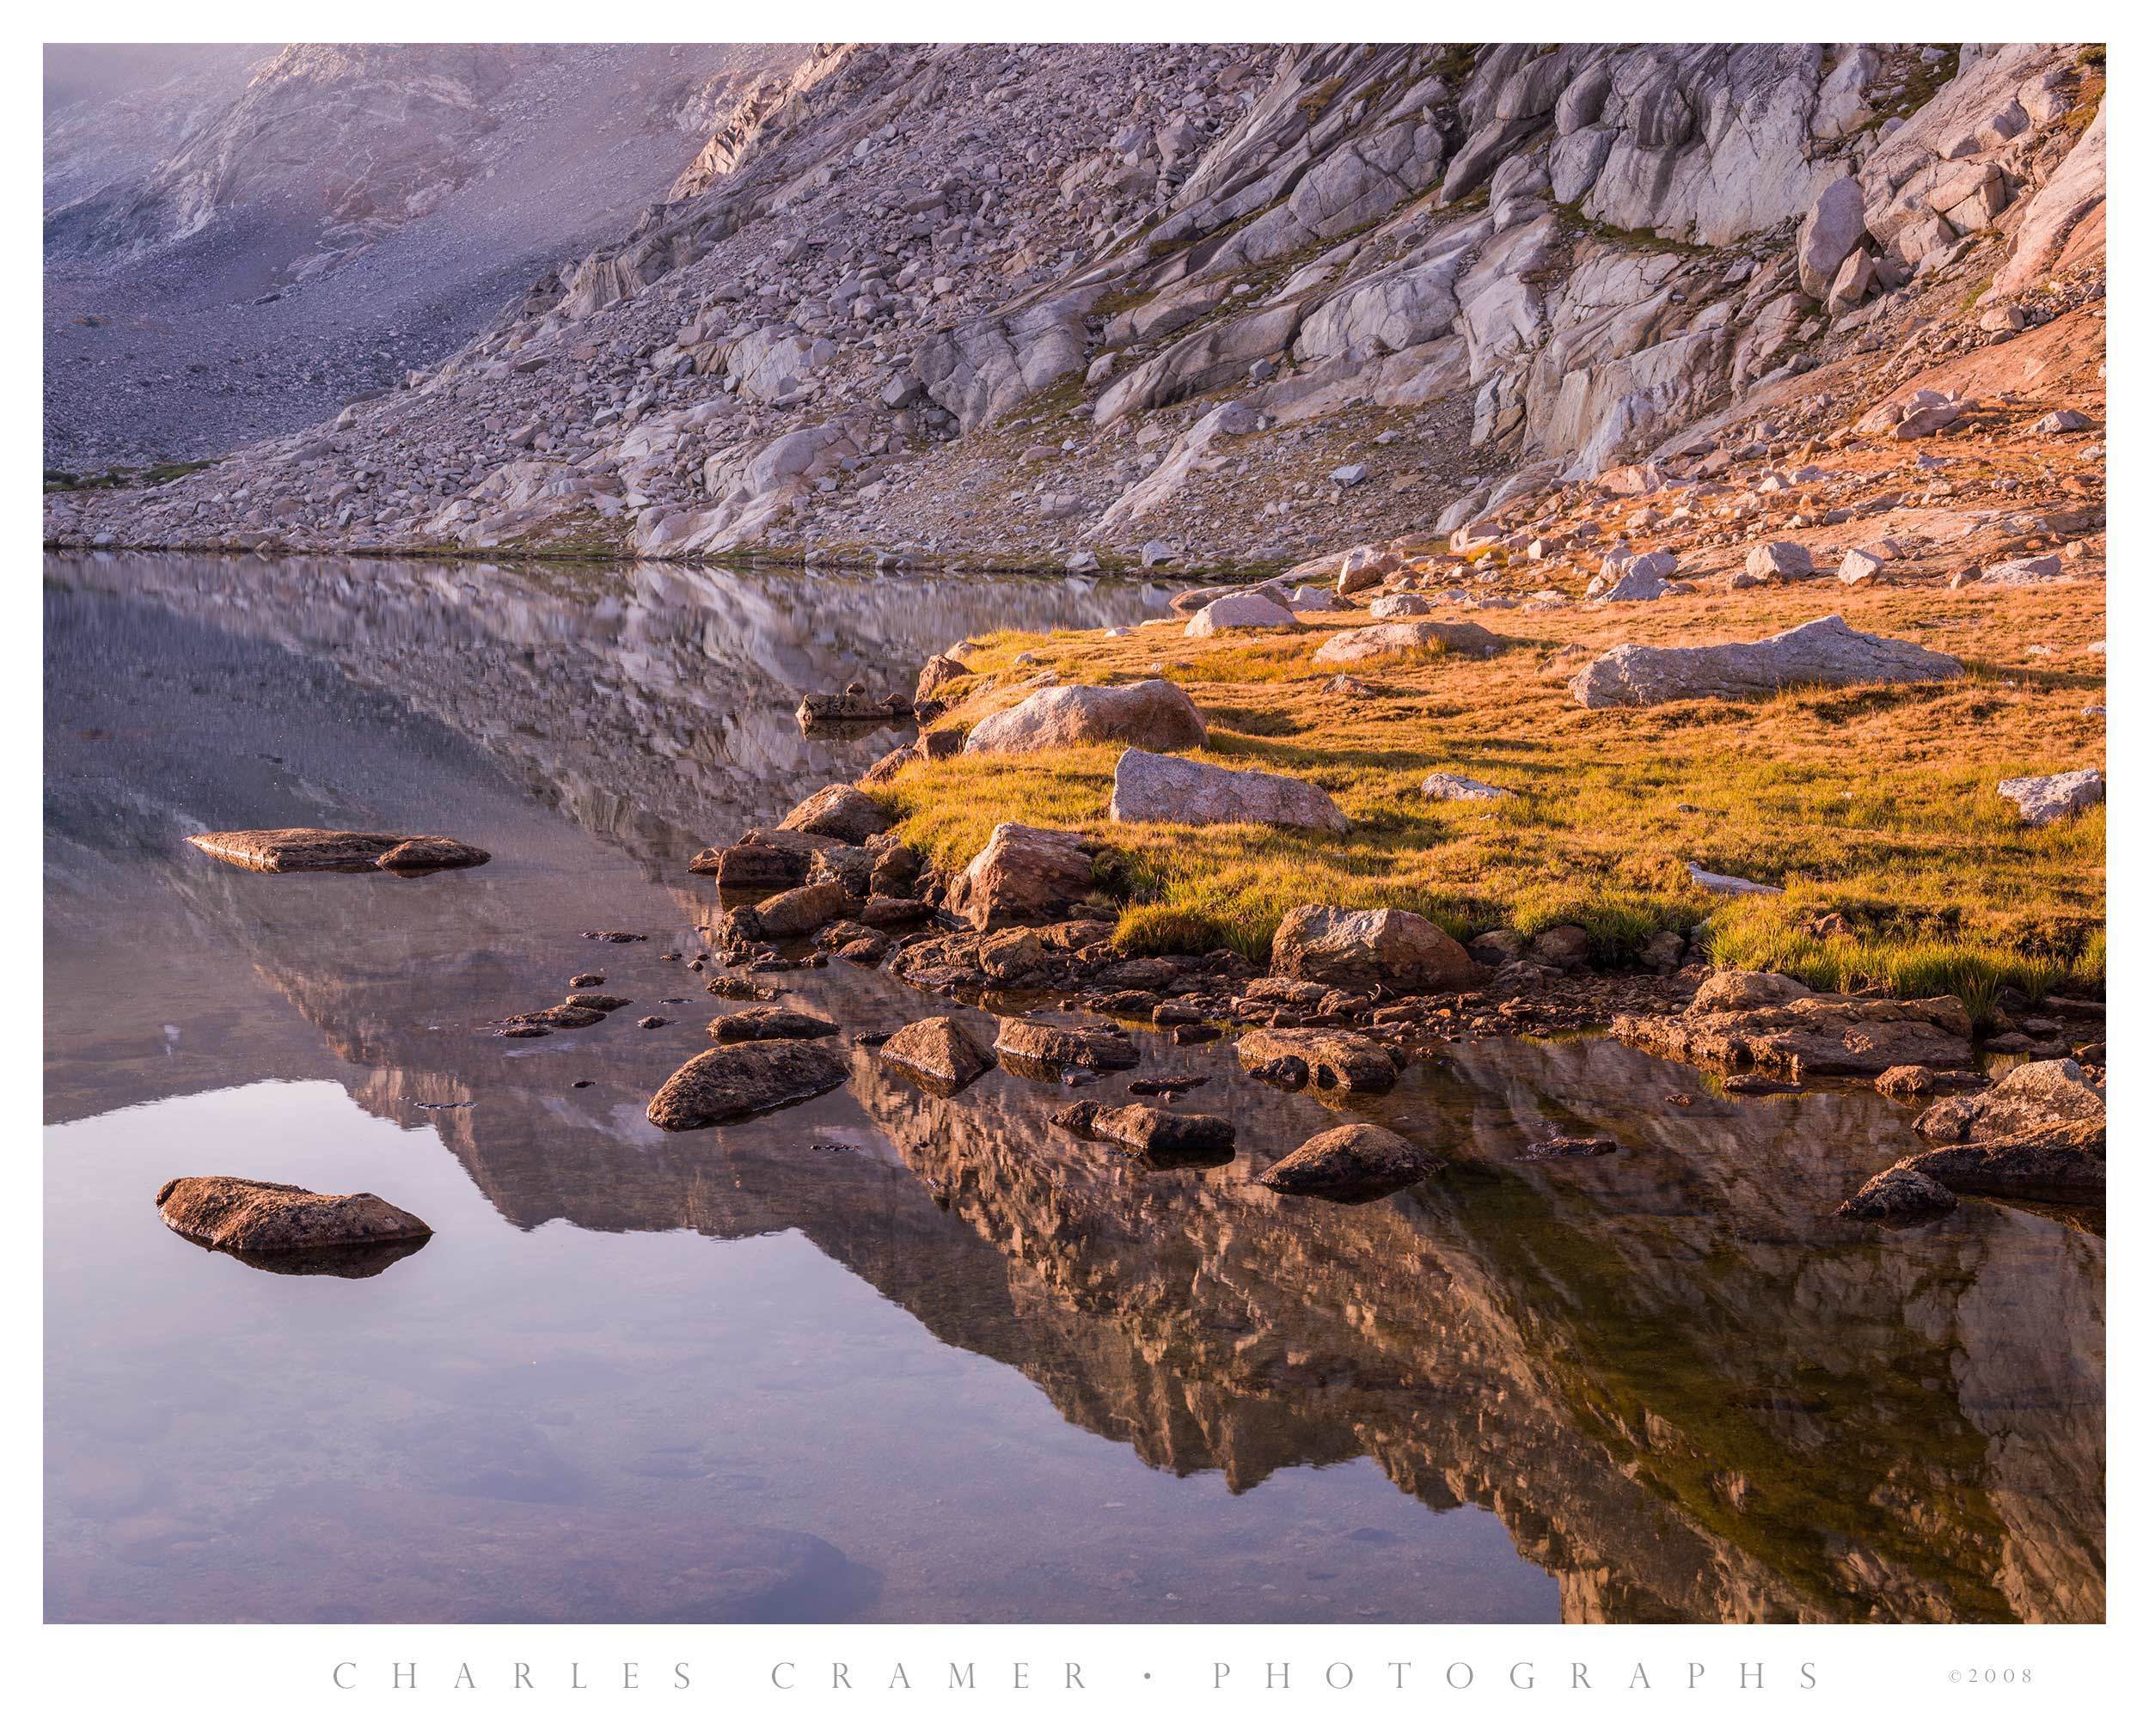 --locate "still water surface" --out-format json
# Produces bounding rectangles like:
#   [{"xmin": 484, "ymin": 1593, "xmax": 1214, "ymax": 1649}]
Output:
[{"xmin": 43, "ymin": 553, "xmax": 2104, "ymax": 1623}]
